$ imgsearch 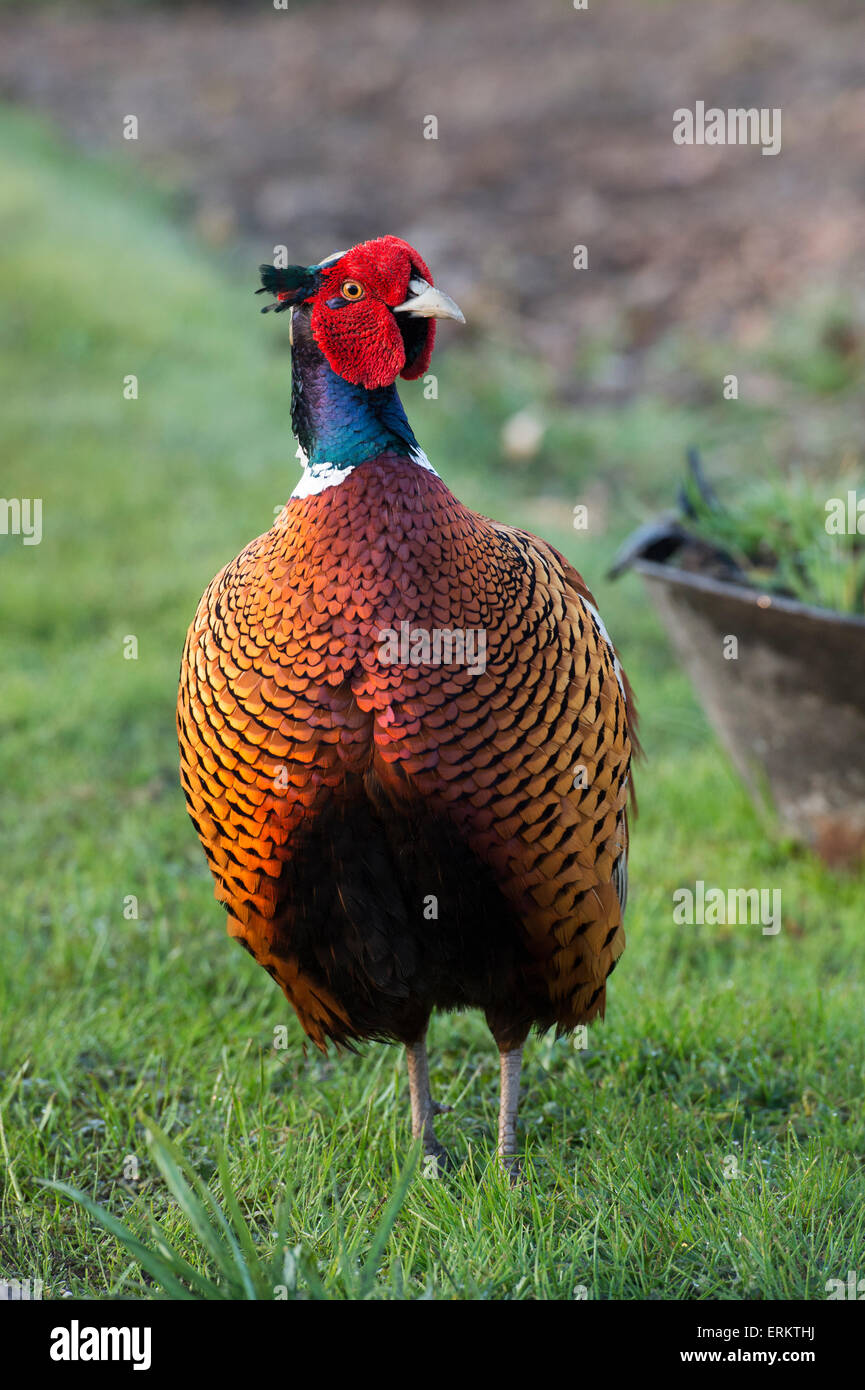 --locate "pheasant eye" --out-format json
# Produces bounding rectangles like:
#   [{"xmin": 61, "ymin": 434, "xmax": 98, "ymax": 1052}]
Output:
[{"xmin": 341, "ymin": 280, "xmax": 364, "ymax": 301}]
